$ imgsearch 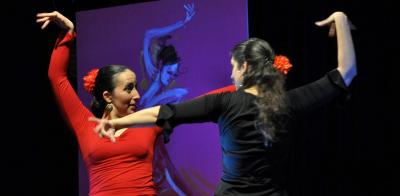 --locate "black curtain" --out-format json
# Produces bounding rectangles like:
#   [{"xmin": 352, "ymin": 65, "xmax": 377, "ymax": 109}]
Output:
[
  {"xmin": 248, "ymin": 0, "xmax": 394, "ymax": 195},
  {"xmin": 5, "ymin": 0, "xmax": 78, "ymax": 195}
]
